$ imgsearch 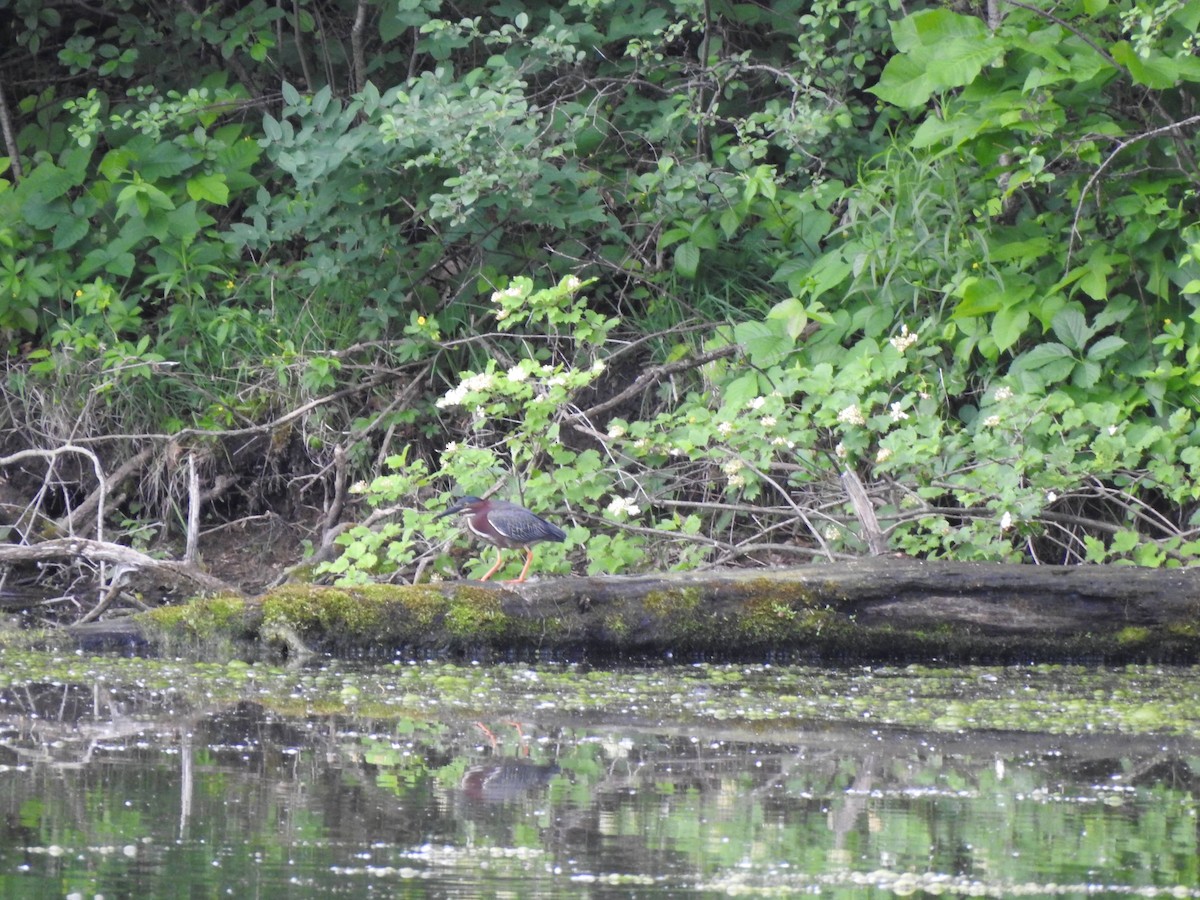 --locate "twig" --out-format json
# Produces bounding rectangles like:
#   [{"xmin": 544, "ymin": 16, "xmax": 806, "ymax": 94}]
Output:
[
  {"xmin": 57, "ymin": 445, "xmax": 154, "ymax": 538},
  {"xmin": 0, "ymin": 73, "xmax": 22, "ymax": 182},
  {"xmin": 840, "ymin": 468, "xmax": 887, "ymax": 556},
  {"xmin": 351, "ymin": 0, "xmax": 369, "ymax": 94},
  {"xmin": 0, "ymin": 444, "xmax": 106, "ymax": 549},
  {"xmin": 1067, "ymin": 114, "xmax": 1200, "ymax": 262},
  {"xmin": 575, "ymin": 345, "xmax": 738, "ymax": 420},
  {"xmin": 184, "ymin": 453, "xmax": 200, "ymax": 564}
]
